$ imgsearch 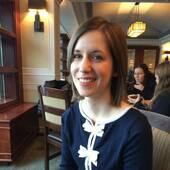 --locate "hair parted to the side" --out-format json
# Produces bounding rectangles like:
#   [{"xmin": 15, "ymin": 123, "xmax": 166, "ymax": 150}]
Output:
[{"xmin": 67, "ymin": 16, "xmax": 128, "ymax": 106}]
